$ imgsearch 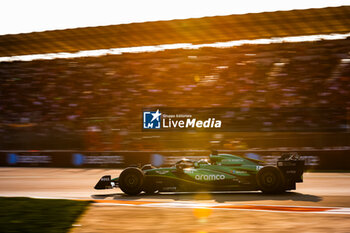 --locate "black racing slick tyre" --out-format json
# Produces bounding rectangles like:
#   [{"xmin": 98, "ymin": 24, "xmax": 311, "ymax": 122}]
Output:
[
  {"xmin": 257, "ymin": 166, "xmax": 285, "ymax": 194},
  {"xmin": 119, "ymin": 167, "xmax": 144, "ymax": 195}
]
